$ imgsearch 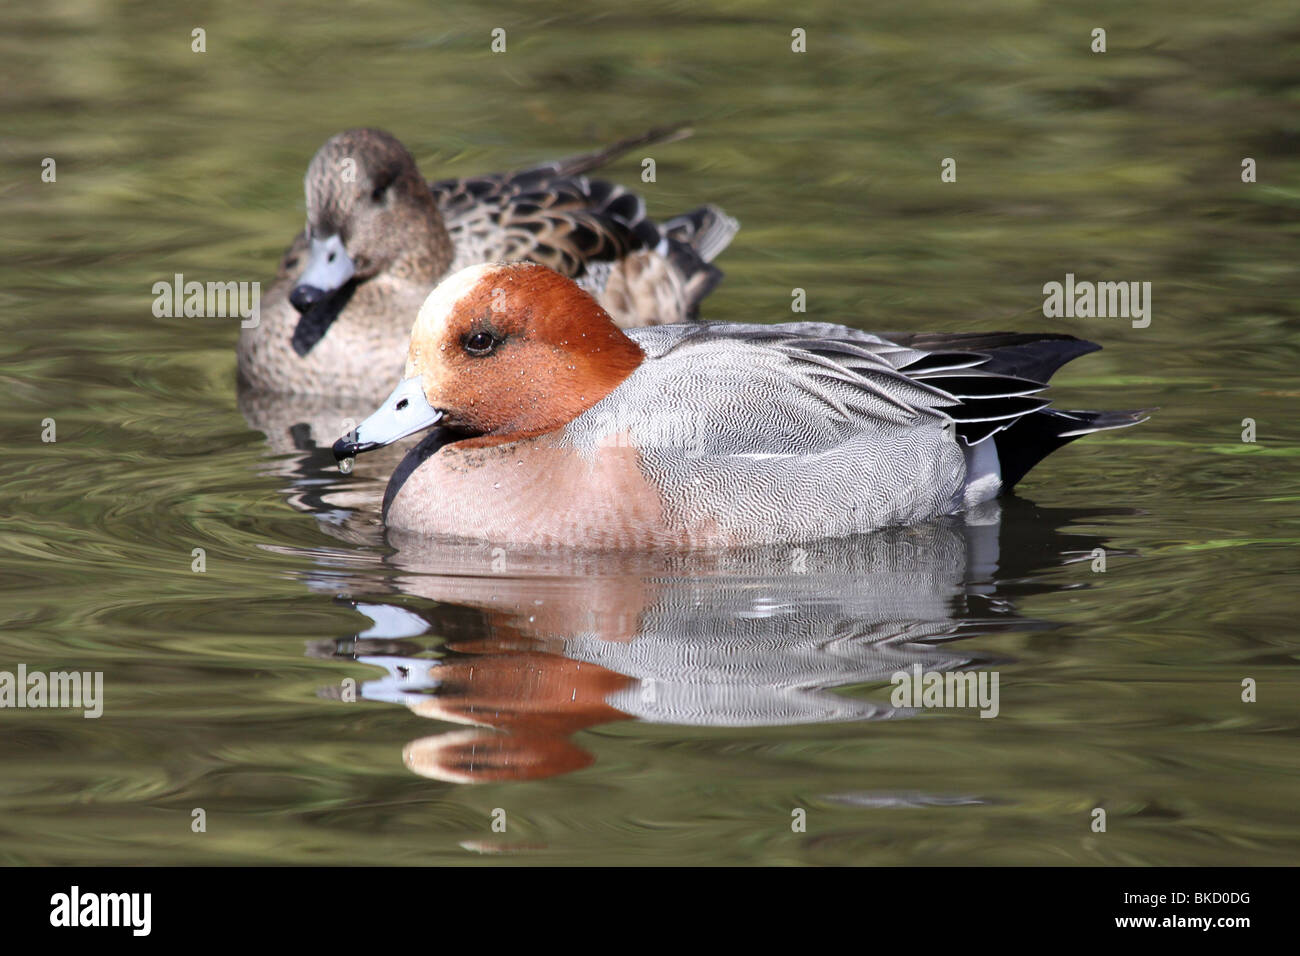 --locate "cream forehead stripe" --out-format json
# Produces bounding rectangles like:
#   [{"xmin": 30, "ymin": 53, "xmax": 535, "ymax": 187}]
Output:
[
  {"xmin": 414, "ymin": 263, "xmax": 500, "ymax": 339},
  {"xmin": 405, "ymin": 263, "xmax": 501, "ymax": 377}
]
